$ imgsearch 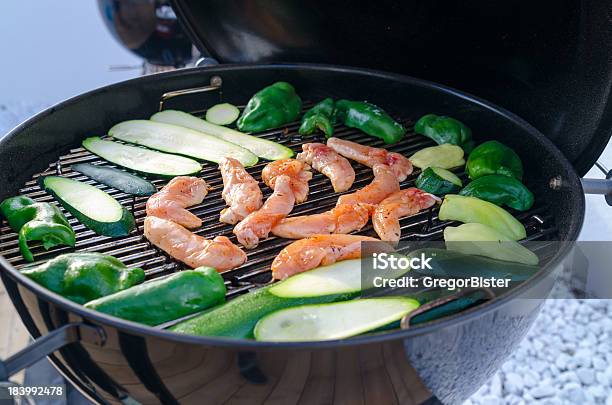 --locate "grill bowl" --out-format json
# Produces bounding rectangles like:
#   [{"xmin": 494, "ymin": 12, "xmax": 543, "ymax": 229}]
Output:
[{"xmin": 0, "ymin": 64, "xmax": 584, "ymax": 404}]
